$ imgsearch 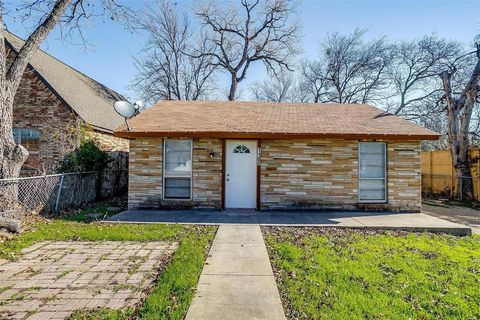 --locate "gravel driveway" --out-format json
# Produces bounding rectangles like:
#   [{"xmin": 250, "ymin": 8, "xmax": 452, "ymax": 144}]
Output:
[{"xmin": 423, "ymin": 202, "xmax": 480, "ymax": 234}]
